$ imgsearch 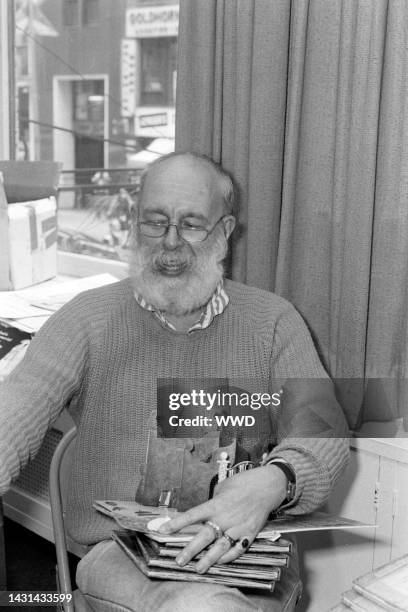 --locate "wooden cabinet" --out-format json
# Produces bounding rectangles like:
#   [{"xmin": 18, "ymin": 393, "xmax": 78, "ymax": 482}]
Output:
[{"xmin": 298, "ymin": 432, "xmax": 408, "ymax": 611}]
